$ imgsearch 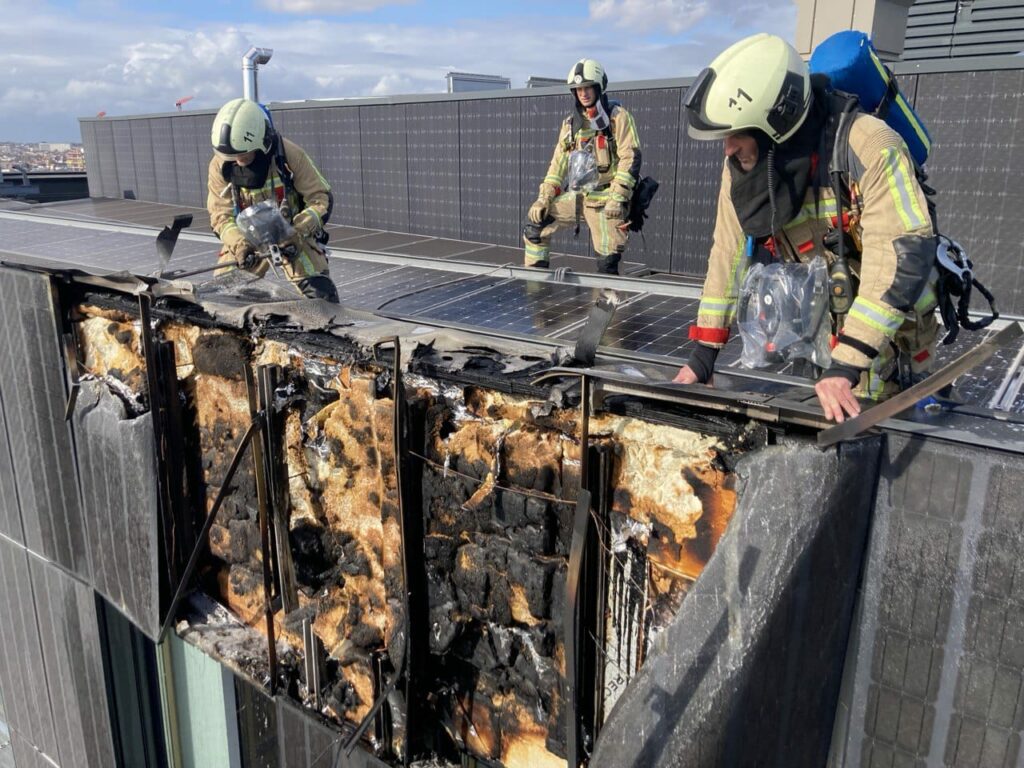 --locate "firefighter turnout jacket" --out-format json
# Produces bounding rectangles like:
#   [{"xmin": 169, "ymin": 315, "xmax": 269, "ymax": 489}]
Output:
[
  {"xmin": 207, "ymin": 137, "xmax": 333, "ymax": 284},
  {"xmin": 690, "ymin": 114, "xmax": 938, "ymax": 398}
]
